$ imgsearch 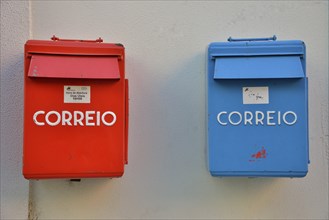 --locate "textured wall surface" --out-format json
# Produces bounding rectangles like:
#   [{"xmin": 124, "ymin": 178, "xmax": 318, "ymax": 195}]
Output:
[
  {"xmin": 0, "ymin": 1, "xmax": 30, "ymax": 219},
  {"xmin": 1, "ymin": 1, "xmax": 328, "ymax": 219}
]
